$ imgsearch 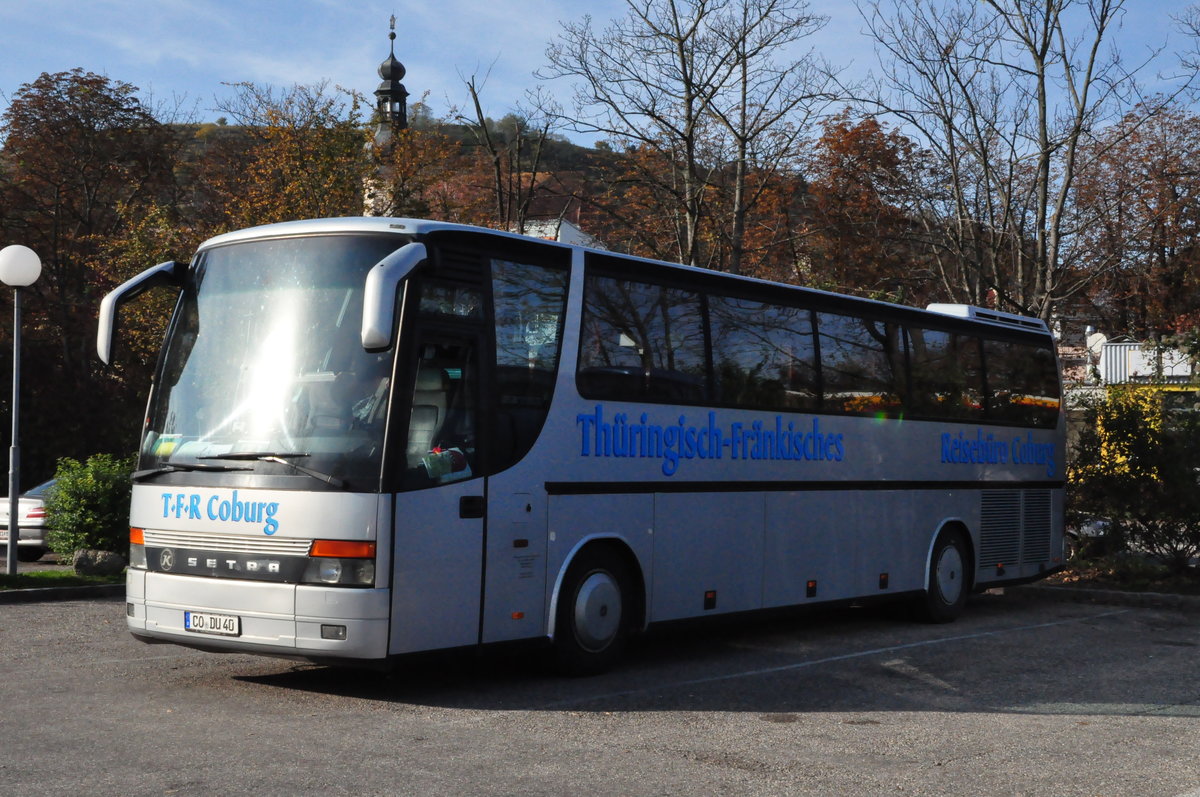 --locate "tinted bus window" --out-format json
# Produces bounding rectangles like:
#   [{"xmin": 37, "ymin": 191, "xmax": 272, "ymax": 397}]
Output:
[
  {"xmin": 708, "ymin": 296, "xmax": 818, "ymax": 410},
  {"xmin": 983, "ymin": 339, "xmax": 1061, "ymax": 427},
  {"xmin": 491, "ymin": 259, "xmax": 568, "ymax": 470},
  {"xmin": 493, "ymin": 259, "xmax": 566, "ymax": 375},
  {"xmin": 908, "ymin": 328, "xmax": 984, "ymax": 420},
  {"xmin": 817, "ymin": 313, "xmax": 906, "ymax": 414},
  {"xmin": 578, "ymin": 275, "xmax": 707, "ymax": 402}
]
